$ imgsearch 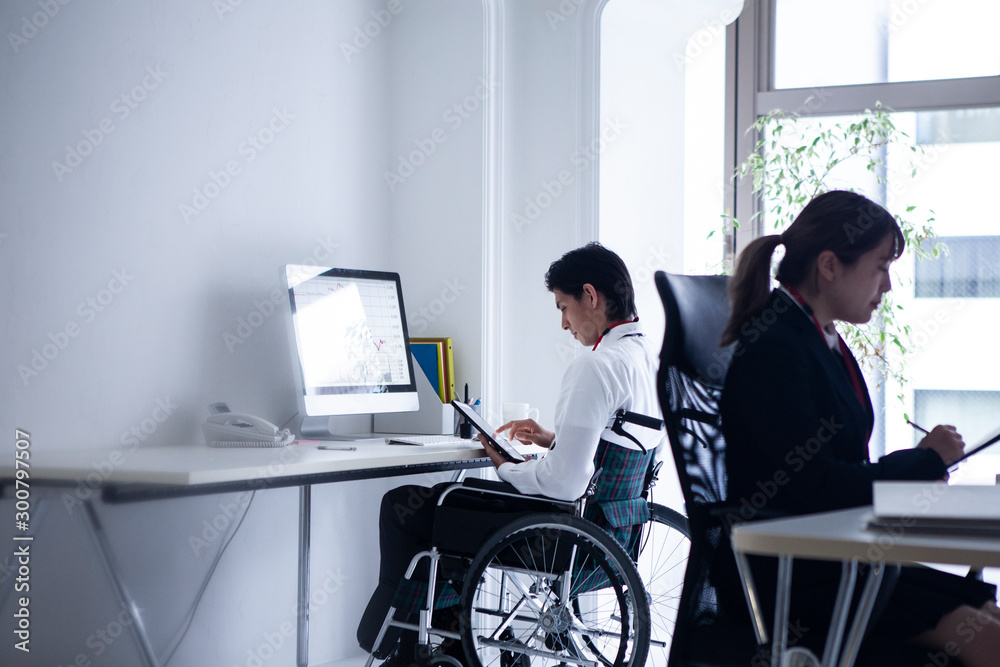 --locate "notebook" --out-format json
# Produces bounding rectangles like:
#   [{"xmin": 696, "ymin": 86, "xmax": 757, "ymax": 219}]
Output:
[{"xmin": 870, "ymin": 482, "xmax": 1000, "ymax": 535}]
